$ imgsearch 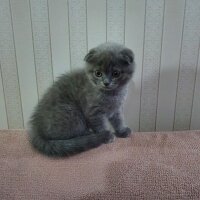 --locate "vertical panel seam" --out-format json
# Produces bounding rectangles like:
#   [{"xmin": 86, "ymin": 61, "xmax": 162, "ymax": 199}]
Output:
[
  {"xmin": 67, "ymin": 0, "xmax": 72, "ymax": 71},
  {"xmin": 86, "ymin": 0, "xmax": 88, "ymax": 51},
  {"xmin": 172, "ymin": 0, "xmax": 186, "ymax": 130},
  {"xmin": 189, "ymin": 39, "xmax": 200, "ymax": 129},
  {"xmin": 9, "ymin": 0, "xmax": 24, "ymax": 128},
  {"xmin": 139, "ymin": 0, "xmax": 147, "ymax": 132},
  {"xmin": 0, "ymin": 62, "xmax": 9, "ymax": 128},
  {"xmin": 47, "ymin": 0, "xmax": 54, "ymax": 82},
  {"xmin": 106, "ymin": 0, "xmax": 108, "ymax": 42},
  {"xmin": 123, "ymin": 0, "xmax": 126, "ymax": 45},
  {"xmin": 29, "ymin": 0, "xmax": 39, "ymax": 102},
  {"xmin": 155, "ymin": 0, "xmax": 165, "ymax": 131}
]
